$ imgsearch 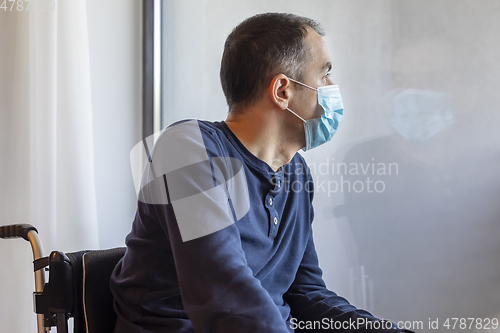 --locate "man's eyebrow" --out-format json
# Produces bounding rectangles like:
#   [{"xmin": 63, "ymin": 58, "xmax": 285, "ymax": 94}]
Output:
[{"xmin": 322, "ymin": 62, "xmax": 332, "ymax": 72}]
